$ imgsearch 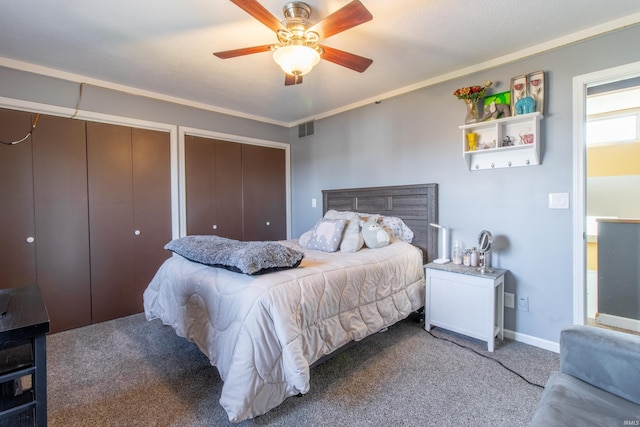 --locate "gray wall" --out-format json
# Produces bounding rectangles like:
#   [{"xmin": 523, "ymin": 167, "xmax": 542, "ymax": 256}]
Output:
[
  {"xmin": 289, "ymin": 24, "xmax": 640, "ymax": 342},
  {"xmin": 0, "ymin": 66, "xmax": 289, "ymax": 143}
]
